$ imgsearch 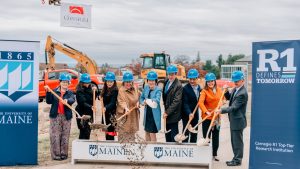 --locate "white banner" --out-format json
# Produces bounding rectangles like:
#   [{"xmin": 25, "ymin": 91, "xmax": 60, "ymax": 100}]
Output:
[{"xmin": 60, "ymin": 3, "xmax": 92, "ymax": 29}]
